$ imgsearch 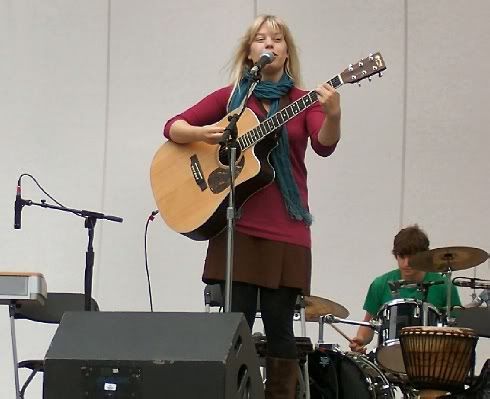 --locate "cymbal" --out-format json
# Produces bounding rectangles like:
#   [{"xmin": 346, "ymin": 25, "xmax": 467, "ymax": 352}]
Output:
[
  {"xmin": 304, "ymin": 295, "xmax": 349, "ymax": 321},
  {"xmin": 409, "ymin": 246, "xmax": 489, "ymax": 272}
]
